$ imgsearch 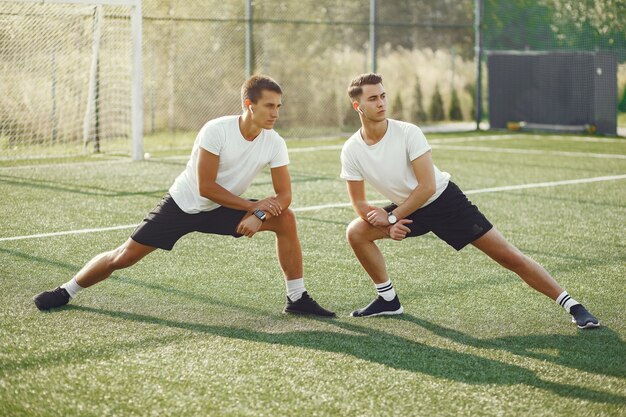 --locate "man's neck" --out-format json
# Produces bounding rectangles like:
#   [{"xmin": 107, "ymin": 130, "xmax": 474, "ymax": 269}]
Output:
[
  {"xmin": 239, "ymin": 114, "xmax": 262, "ymax": 141},
  {"xmin": 360, "ymin": 119, "xmax": 388, "ymax": 145}
]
